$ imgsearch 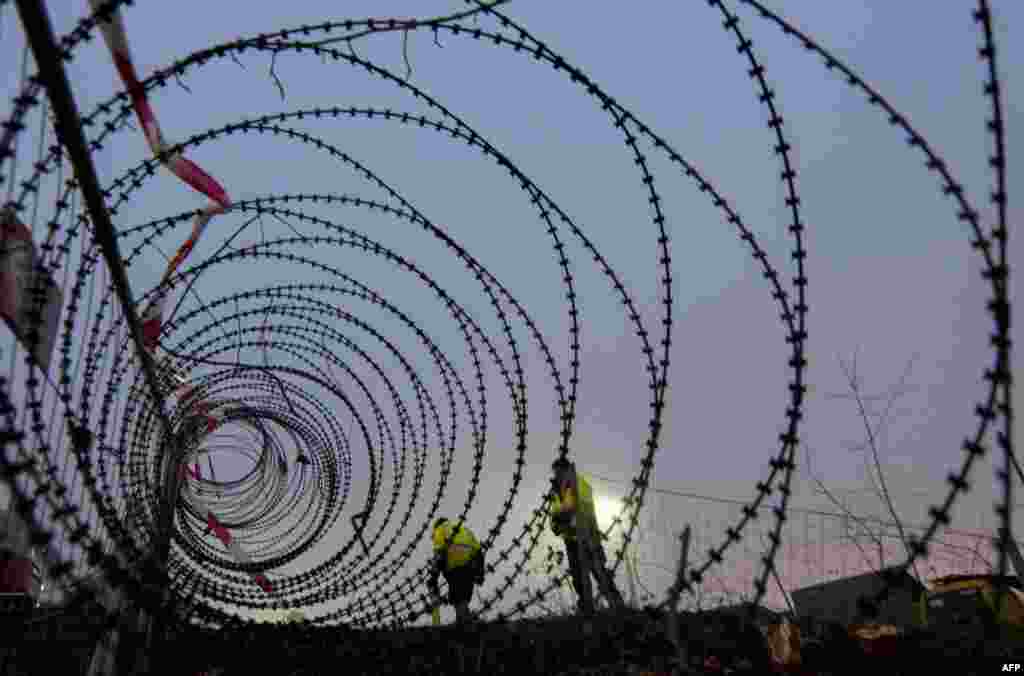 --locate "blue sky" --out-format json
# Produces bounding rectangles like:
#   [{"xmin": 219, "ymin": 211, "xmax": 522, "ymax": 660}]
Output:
[{"xmin": 1, "ymin": 1, "xmax": 1021, "ymax": 622}]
